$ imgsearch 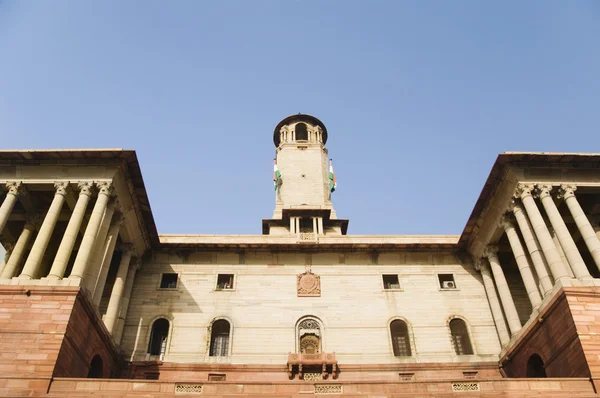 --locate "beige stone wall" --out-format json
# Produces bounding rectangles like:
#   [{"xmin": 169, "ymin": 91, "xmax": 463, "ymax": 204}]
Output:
[{"xmin": 122, "ymin": 249, "xmax": 502, "ymax": 365}]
